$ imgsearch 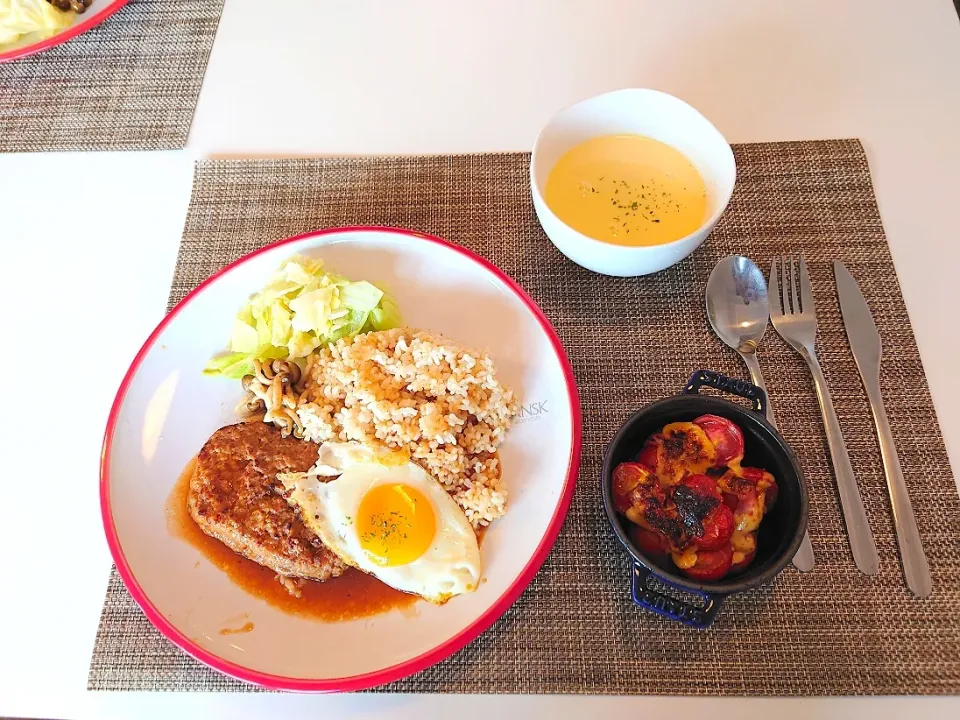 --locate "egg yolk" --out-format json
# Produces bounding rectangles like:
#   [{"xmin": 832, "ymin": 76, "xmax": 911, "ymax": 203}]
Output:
[{"xmin": 357, "ymin": 483, "xmax": 436, "ymax": 566}]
